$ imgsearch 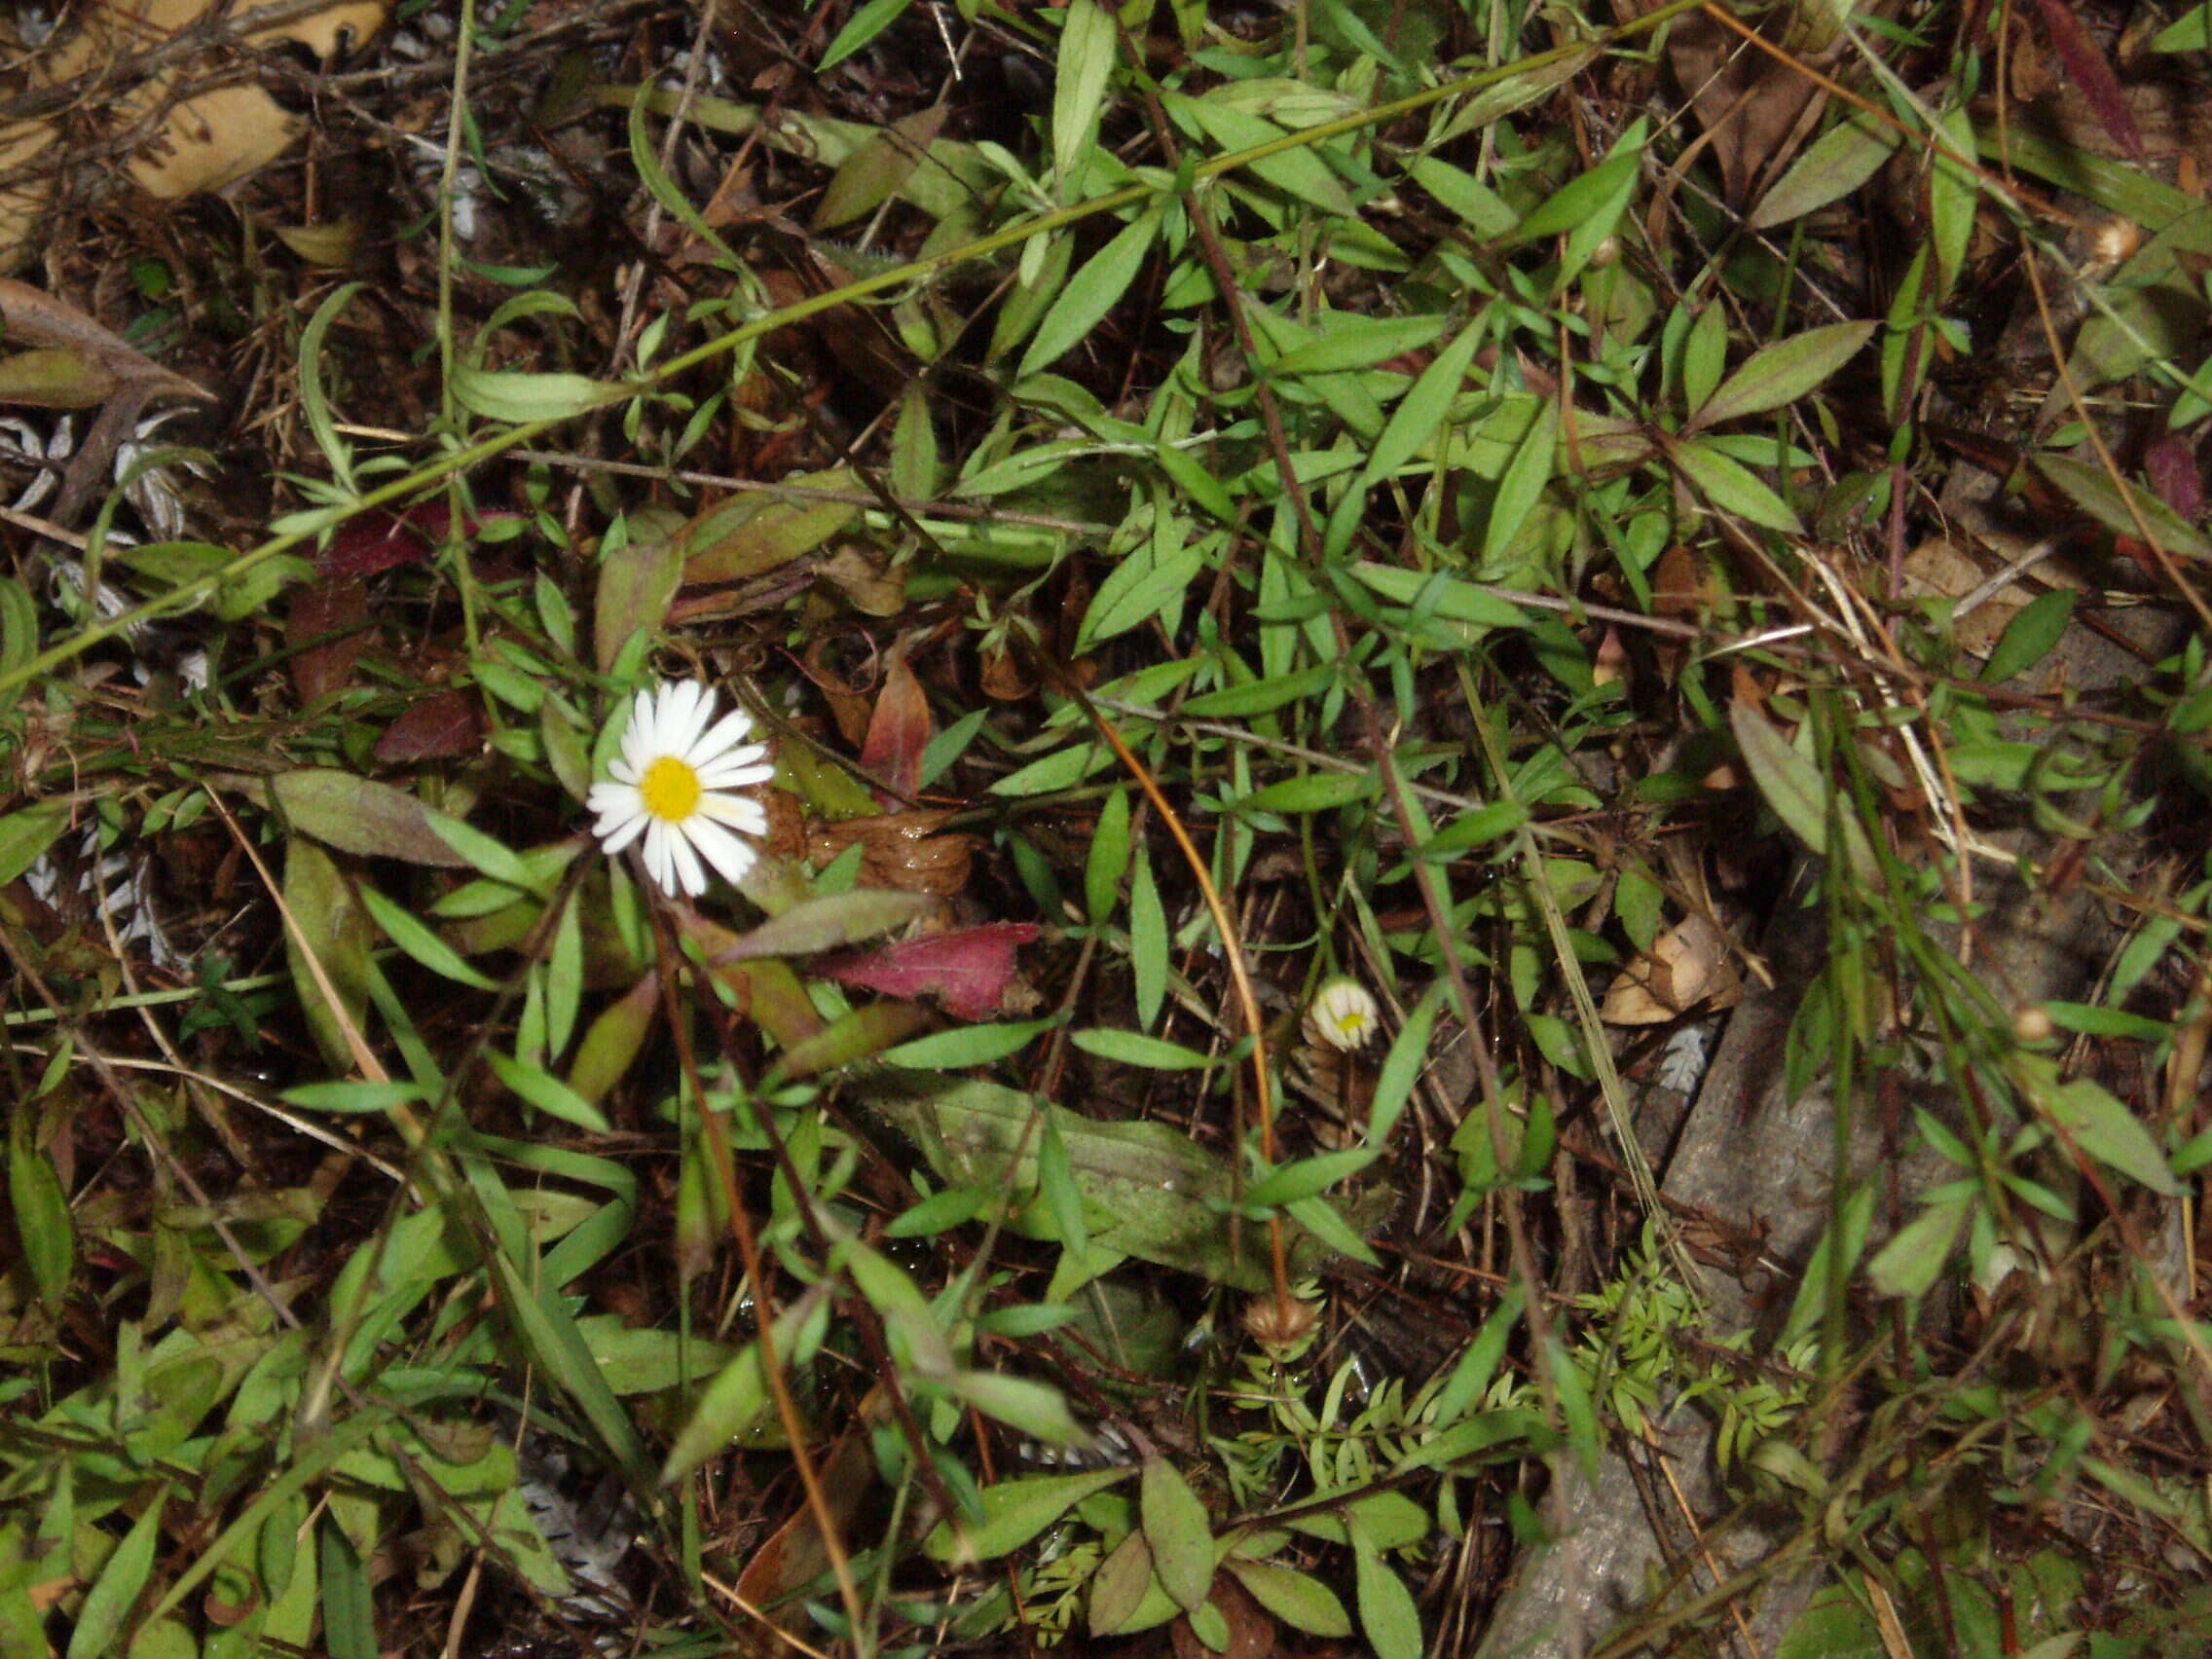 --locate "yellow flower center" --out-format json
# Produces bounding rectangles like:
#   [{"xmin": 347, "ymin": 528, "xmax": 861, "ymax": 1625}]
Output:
[{"xmin": 640, "ymin": 755, "xmax": 703, "ymax": 823}]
